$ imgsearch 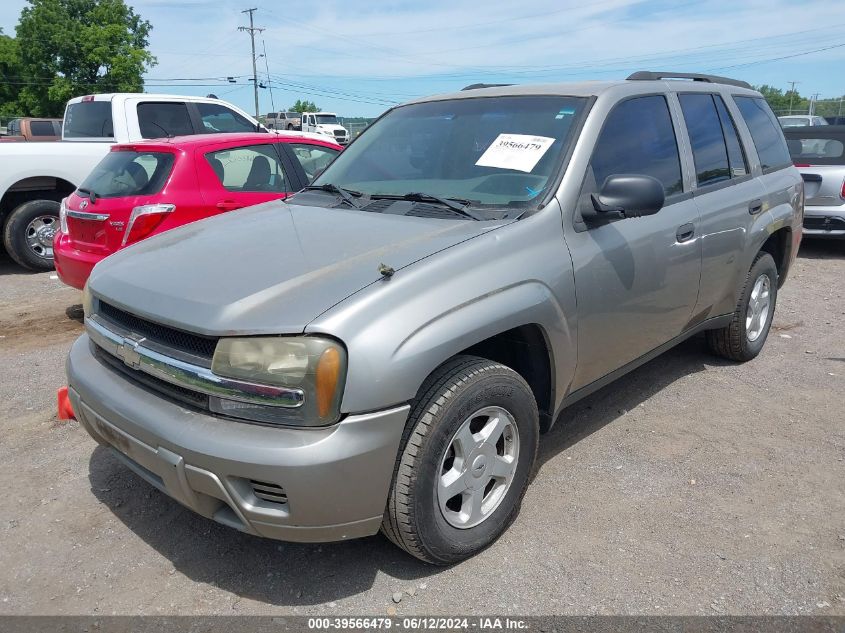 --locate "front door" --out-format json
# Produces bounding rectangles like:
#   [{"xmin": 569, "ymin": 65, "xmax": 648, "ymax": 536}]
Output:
[{"xmin": 567, "ymin": 94, "xmax": 702, "ymax": 390}]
